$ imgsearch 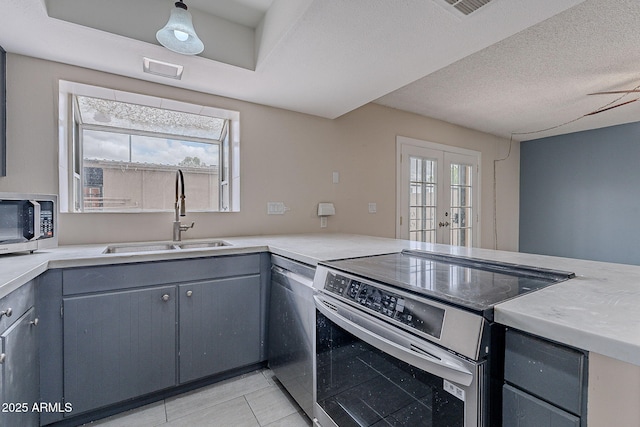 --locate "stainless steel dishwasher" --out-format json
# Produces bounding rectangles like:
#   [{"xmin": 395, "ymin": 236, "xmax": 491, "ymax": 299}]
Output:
[{"xmin": 268, "ymin": 255, "xmax": 316, "ymax": 418}]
